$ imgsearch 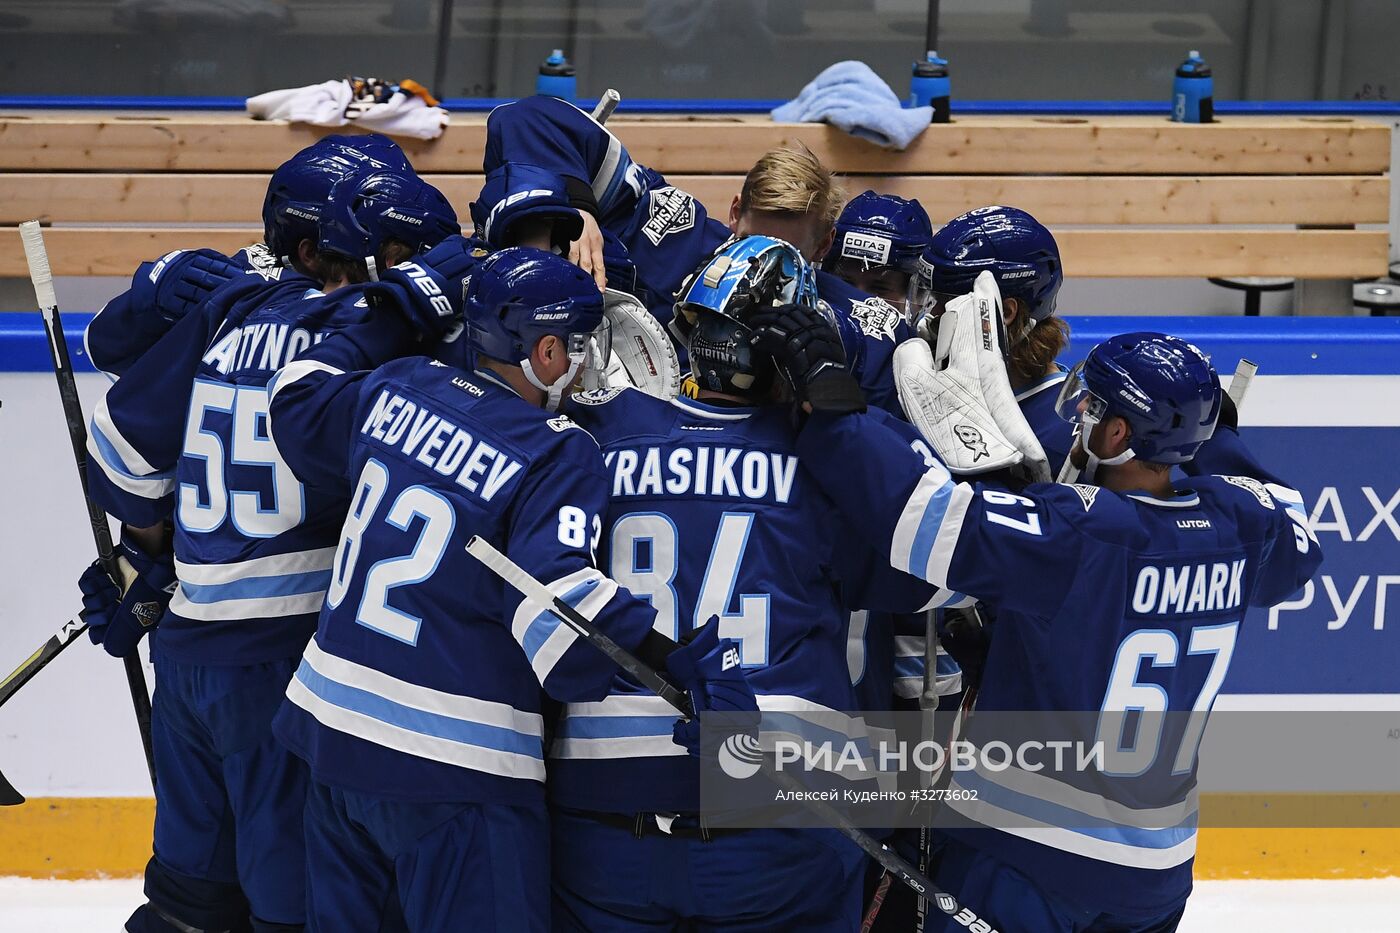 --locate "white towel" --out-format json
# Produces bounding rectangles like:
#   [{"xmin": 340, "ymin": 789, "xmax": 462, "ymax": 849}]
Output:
[{"xmin": 246, "ymin": 79, "xmax": 449, "ymax": 141}]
